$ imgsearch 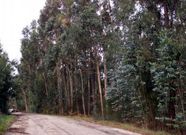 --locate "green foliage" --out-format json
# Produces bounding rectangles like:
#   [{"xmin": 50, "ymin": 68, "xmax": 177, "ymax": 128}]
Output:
[
  {"xmin": 107, "ymin": 63, "xmax": 142, "ymax": 121},
  {"xmin": 15, "ymin": 0, "xmax": 186, "ymax": 133},
  {"xmin": 0, "ymin": 45, "xmax": 13, "ymax": 114},
  {"xmin": 151, "ymin": 30, "xmax": 186, "ymax": 130},
  {"xmin": 0, "ymin": 114, "xmax": 14, "ymax": 134}
]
